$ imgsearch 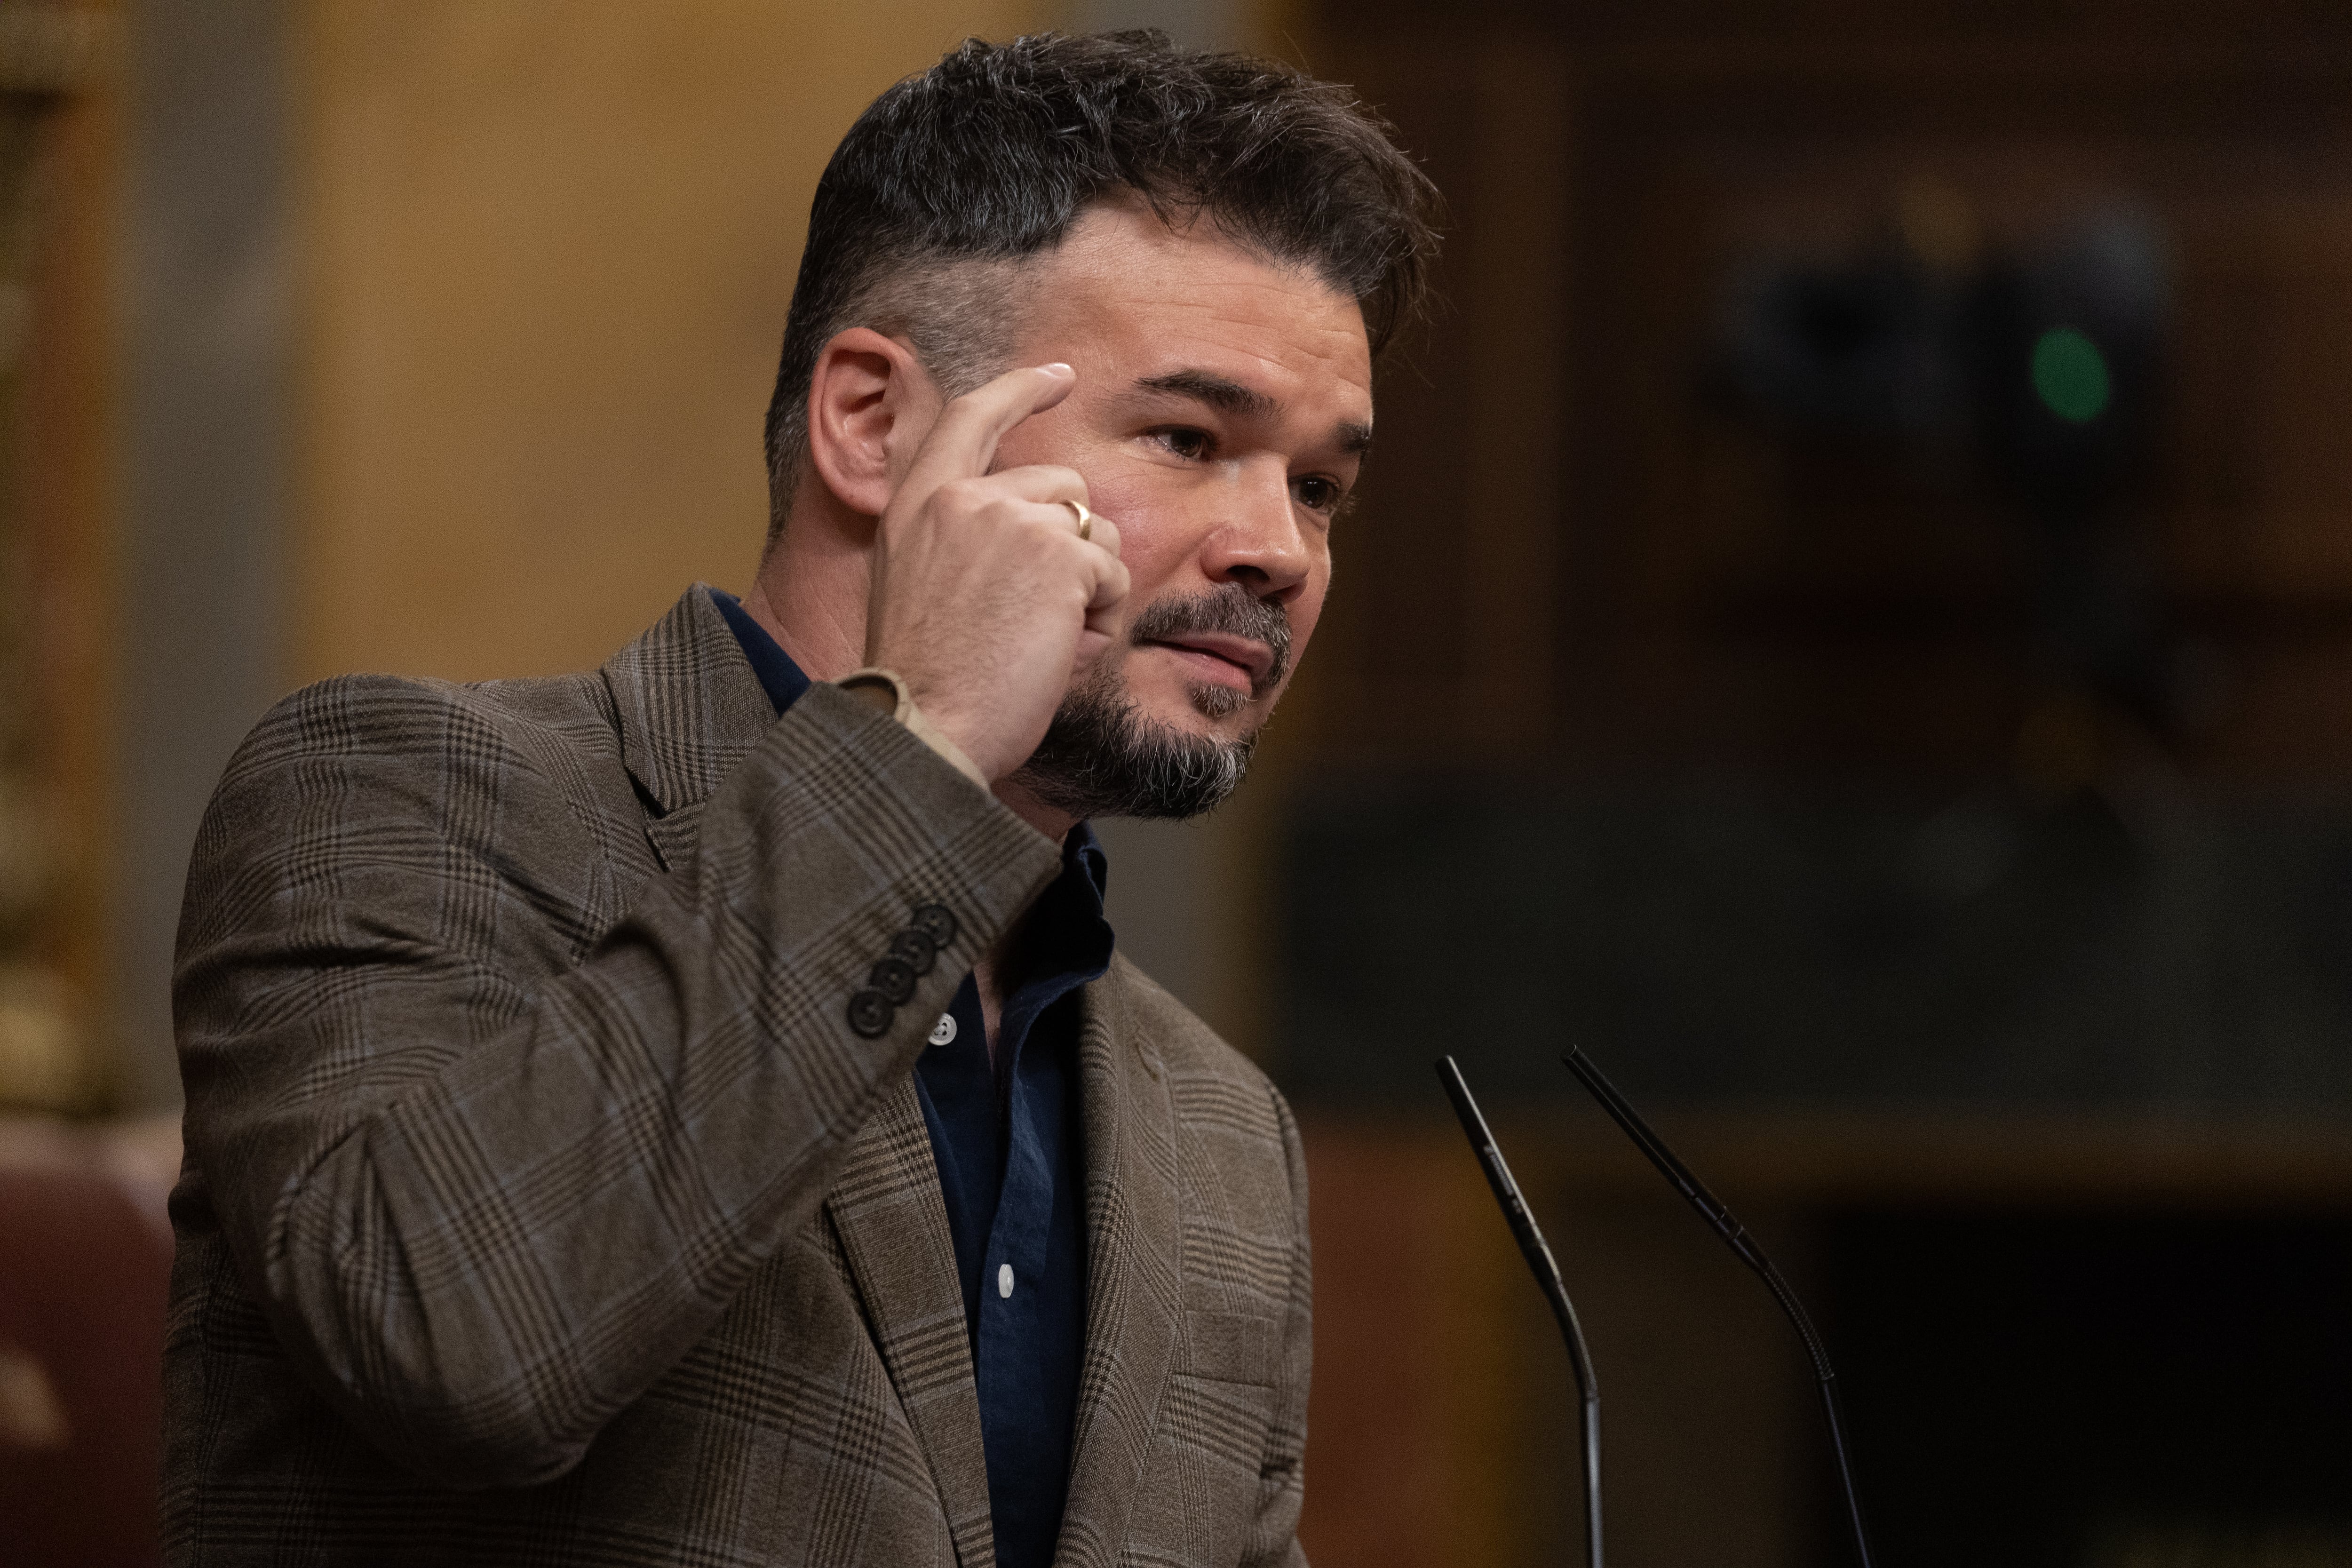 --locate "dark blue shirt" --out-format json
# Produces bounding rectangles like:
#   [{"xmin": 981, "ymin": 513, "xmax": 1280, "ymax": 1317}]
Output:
[{"xmin": 710, "ymin": 589, "xmax": 1104, "ymax": 1568}]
